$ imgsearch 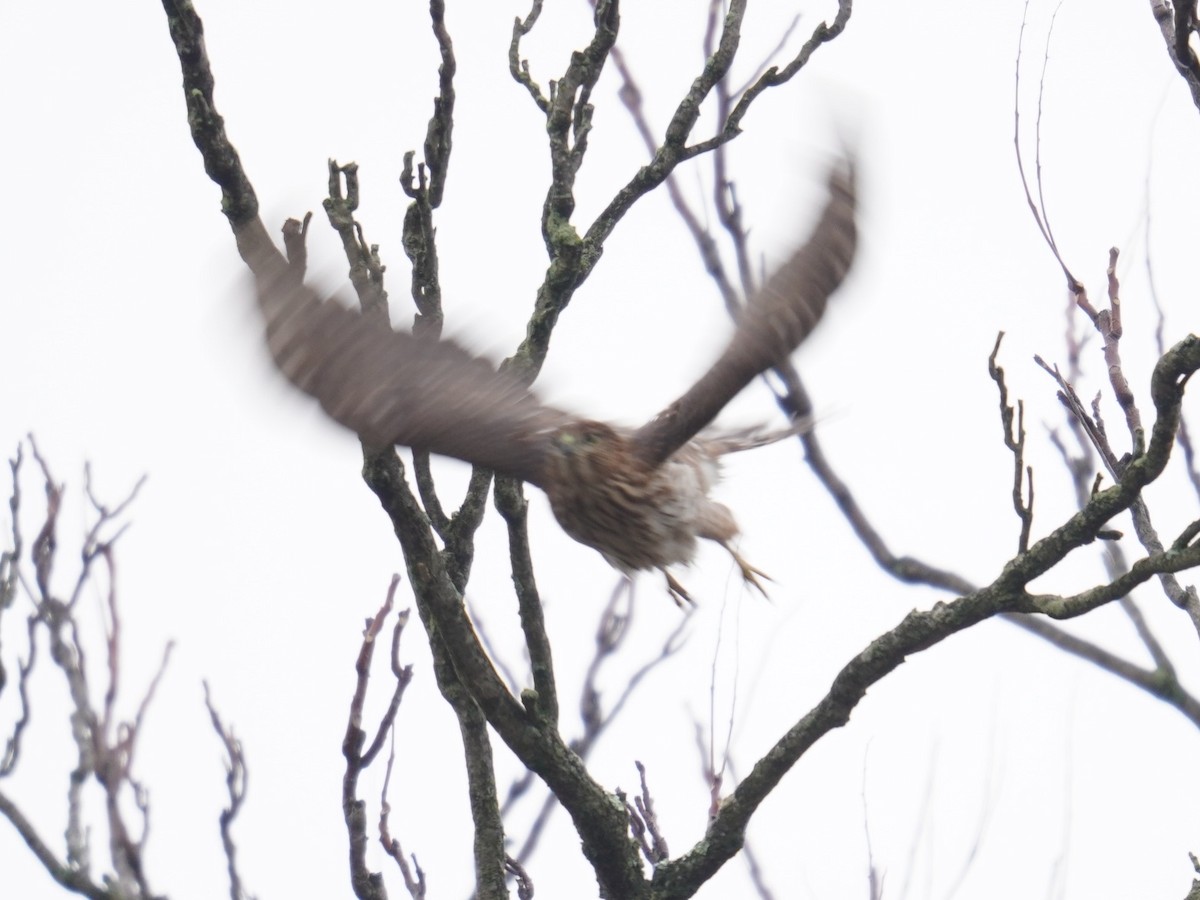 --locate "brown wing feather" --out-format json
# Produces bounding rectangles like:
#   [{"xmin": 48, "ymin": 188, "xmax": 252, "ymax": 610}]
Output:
[
  {"xmin": 631, "ymin": 158, "xmax": 858, "ymax": 467},
  {"xmin": 244, "ymin": 230, "xmax": 570, "ymax": 487}
]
